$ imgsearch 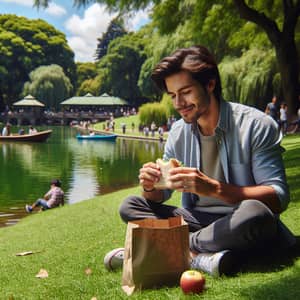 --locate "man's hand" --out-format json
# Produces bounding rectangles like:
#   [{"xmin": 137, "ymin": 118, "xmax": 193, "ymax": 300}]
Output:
[
  {"xmin": 139, "ymin": 162, "xmax": 161, "ymax": 191},
  {"xmin": 168, "ymin": 167, "xmax": 218, "ymax": 196}
]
